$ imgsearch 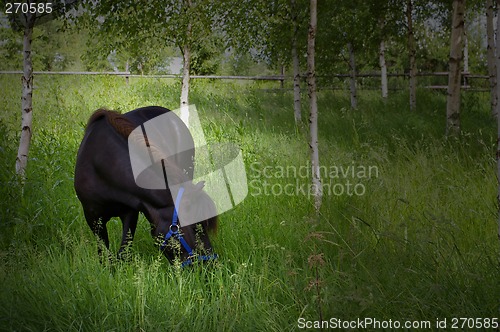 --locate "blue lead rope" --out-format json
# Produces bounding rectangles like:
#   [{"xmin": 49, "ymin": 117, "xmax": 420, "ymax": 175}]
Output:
[{"xmin": 160, "ymin": 186, "xmax": 218, "ymax": 267}]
